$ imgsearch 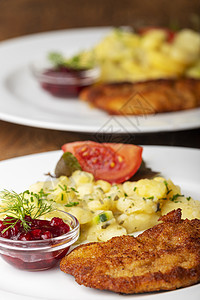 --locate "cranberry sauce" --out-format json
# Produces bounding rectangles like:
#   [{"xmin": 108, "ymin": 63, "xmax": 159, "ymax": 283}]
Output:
[
  {"xmin": 40, "ymin": 67, "xmax": 91, "ymax": 97},
  {"xmin": 0, "ymin": 215, "xmax": 70, "ymax": 241},
  {"xmin": 0, "ymin": 215, "xmax": 71, "ymax": 270}
]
